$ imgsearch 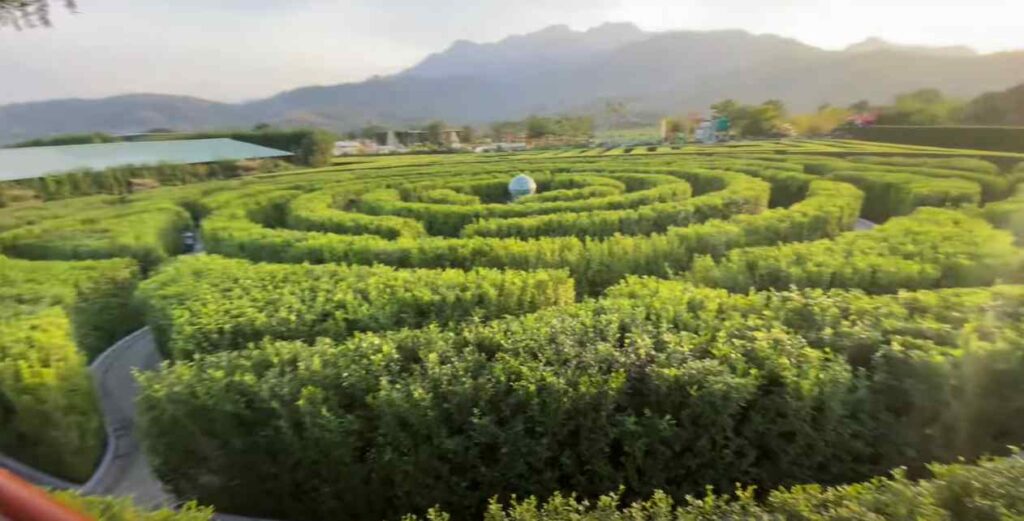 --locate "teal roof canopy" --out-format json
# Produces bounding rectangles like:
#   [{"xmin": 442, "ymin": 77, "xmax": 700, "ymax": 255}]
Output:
[{"xmin": 0, "ymin": 139, "xmax": 292, "ymax": 181}]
